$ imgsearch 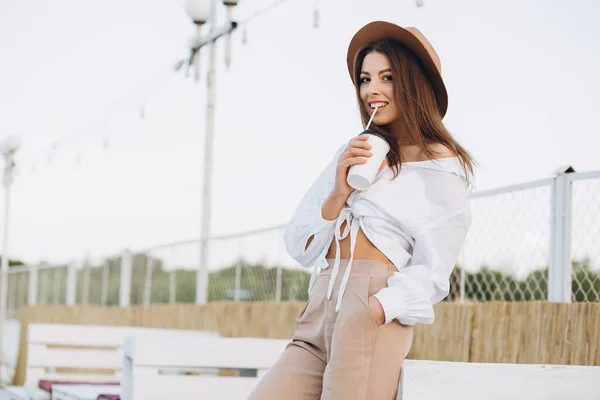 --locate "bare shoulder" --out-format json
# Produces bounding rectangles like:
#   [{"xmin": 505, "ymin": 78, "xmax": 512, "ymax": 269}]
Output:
[{"xmin": 427, "ymin": 142, "xmax": 457, "ymax": 159}]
